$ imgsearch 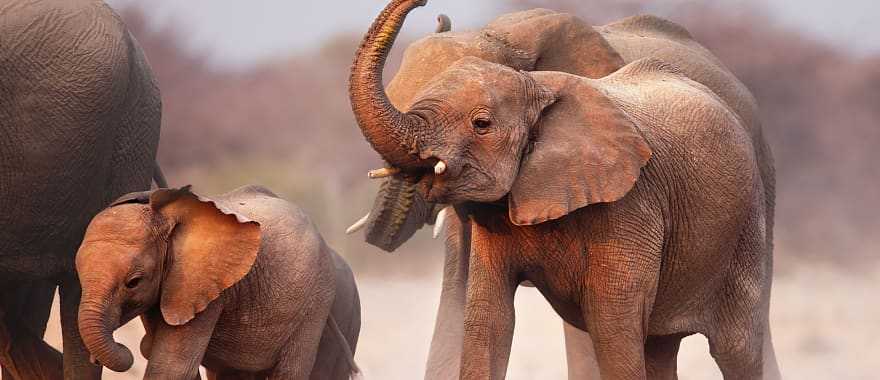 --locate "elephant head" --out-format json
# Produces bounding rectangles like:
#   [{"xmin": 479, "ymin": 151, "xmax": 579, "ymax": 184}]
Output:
[
  {"xmin": 75, "ymin": 186, "xmax": 261, "ymax": 372},
  {"xmin": 349, "ymin": 1, "xmax": 628, "ymax": 249},
  {"xmin": 350, "ymin": 0, "xmax": 652, "ymax": 226}
]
